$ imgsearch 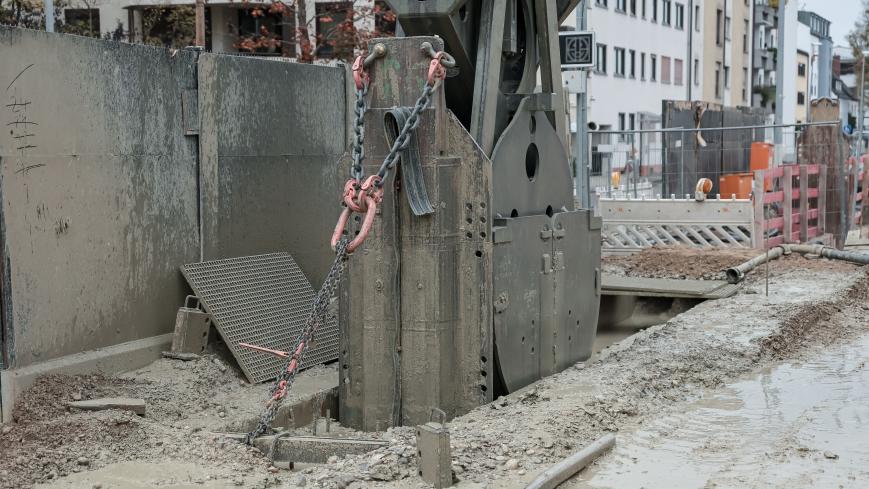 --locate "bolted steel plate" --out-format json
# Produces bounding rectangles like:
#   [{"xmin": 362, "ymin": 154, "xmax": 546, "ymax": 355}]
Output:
[{"xmin": 181, "ymin": 253, "xmax": 338, "ymax": 383}]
